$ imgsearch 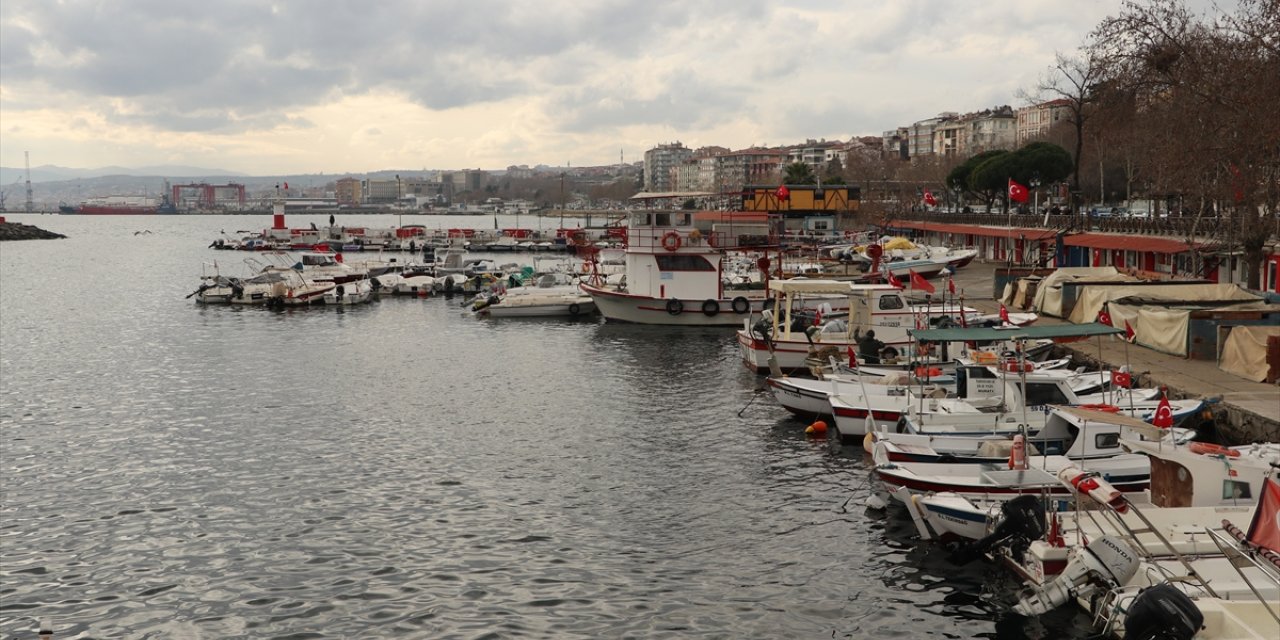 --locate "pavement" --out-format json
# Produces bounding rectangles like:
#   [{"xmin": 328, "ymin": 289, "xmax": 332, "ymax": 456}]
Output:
[{"xmin": 944, "ymin": 260, "xmax": 1280, "ymax": 442}]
